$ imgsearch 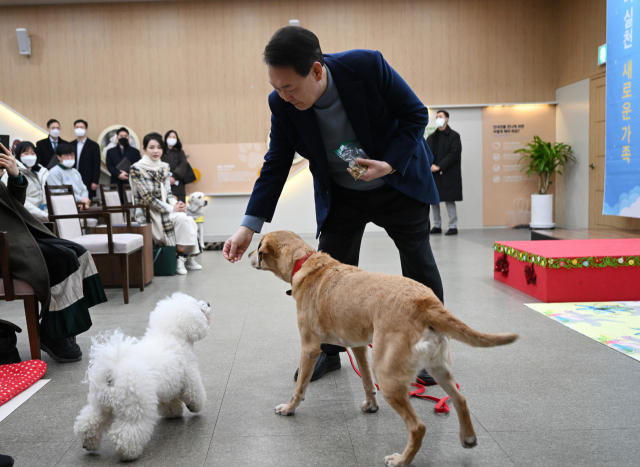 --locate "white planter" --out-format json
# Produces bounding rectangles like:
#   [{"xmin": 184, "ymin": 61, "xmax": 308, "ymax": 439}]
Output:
[{"xmin": 530, "ymin": 194, "xmax": 555, "ymax": 229}]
